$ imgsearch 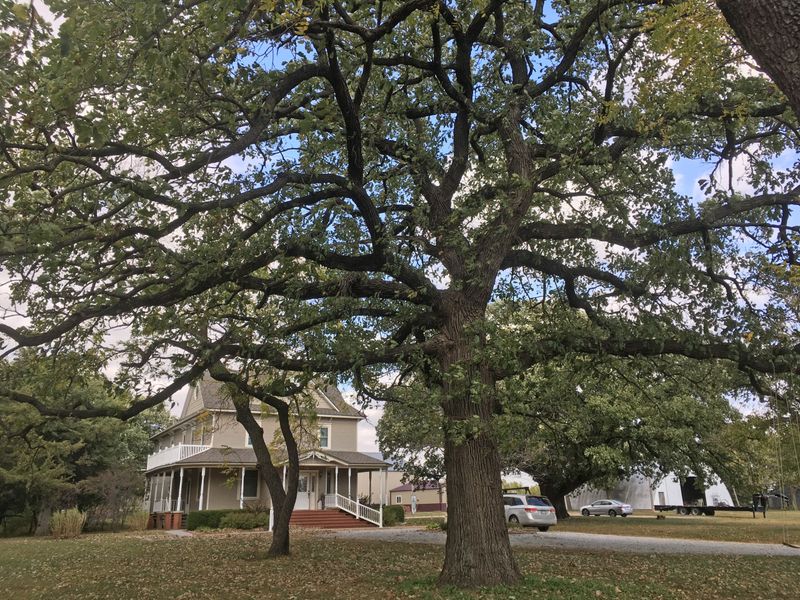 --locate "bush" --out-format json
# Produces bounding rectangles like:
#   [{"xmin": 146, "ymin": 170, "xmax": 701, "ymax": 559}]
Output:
[
  {"xmin": 125, "ymin": 510, "xmax": 150, "ymax": 531},
  {"xmin": 186, "ymin": 509, "xmax": 270, "ymax": 530},
  {"xmin": 50, "ymin": 508, "xmax": 86, "ymax": 539},
  {"xmin": 382, "ymin": 505, "xmax": 405, "ymax": 526},
  {"xmin": 186, "ymin": 510, "xmax": 230, "ymax": 530},
  {"xmin": 219, "ymin": 511, "xmax": 269, "ymax": 530},
  {"xmin": 78, "ymin": 467, "xmax": 145, "ymax": 531}
]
